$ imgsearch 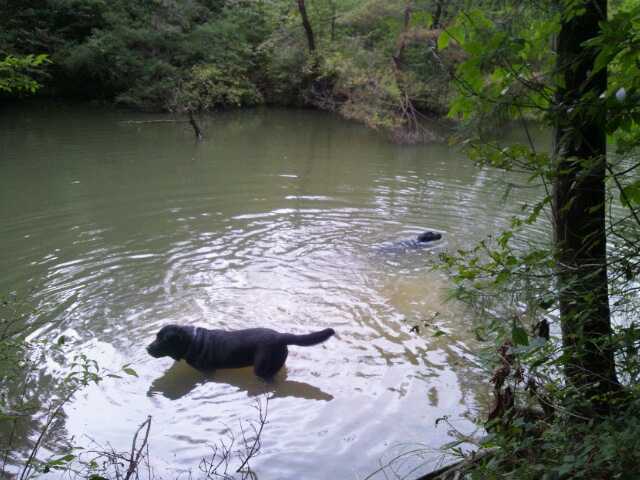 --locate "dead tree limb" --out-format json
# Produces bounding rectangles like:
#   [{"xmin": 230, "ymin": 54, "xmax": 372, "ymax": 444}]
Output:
[
  {"xmin": 416, "ymin": 448, "xmax": 498, "ymax": 480},
  {"xmin": 124, "ymin": 416, "xmax": 152, "ymax": 480},
  {"xmin": 390, "ymin": 1, "xmax": 423, "ymax": 138},
  {"xmin": 188, "ymin": 111, "xmax": 203, "ymax": 141}
]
